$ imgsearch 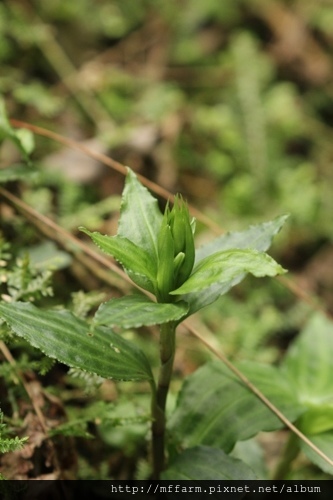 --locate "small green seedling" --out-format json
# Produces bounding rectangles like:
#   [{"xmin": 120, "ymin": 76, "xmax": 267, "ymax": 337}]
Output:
[{"xmin": 0, "ymin": 168, "xmax": 288, "ymax": 479}]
